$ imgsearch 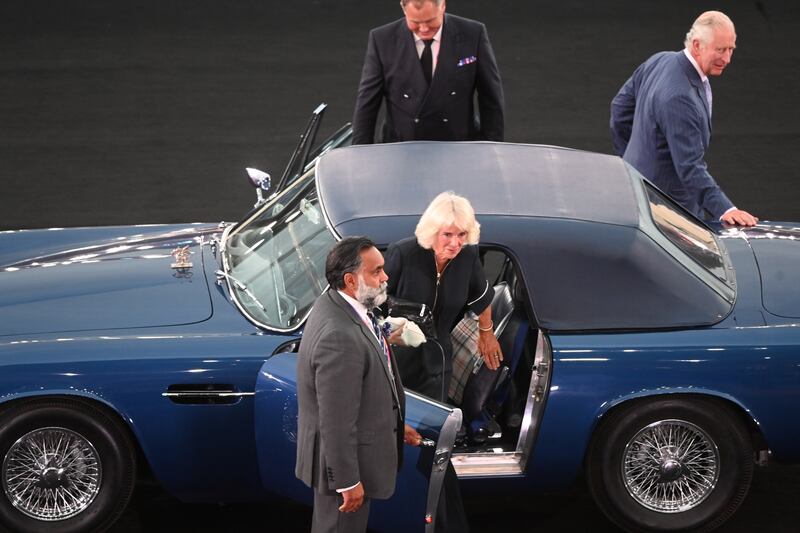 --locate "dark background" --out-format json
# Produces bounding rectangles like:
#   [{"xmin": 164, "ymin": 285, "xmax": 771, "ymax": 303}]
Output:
[
  {"xmin": 1, "ymin": 0, "xmax": 798, "ymax": 230},
  {"xmin": 2, "ymin": 0, "xmax": 799, "ymax": 531}
]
